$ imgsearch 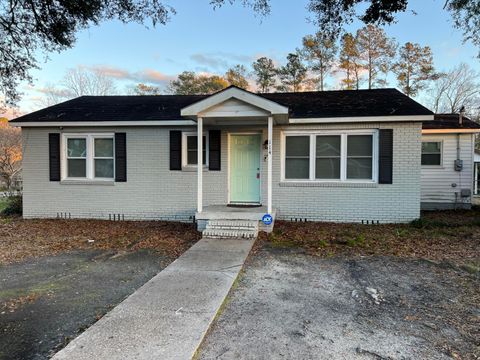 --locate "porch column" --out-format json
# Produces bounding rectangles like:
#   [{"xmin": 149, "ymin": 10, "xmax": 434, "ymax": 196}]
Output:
[
  {"xmin": 197, "ymin": 117, "xmax": 203, "ymax": 213},
  {"xmin": 267, "ymin": 116, "xmax": 273, "ymax": 214}
]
